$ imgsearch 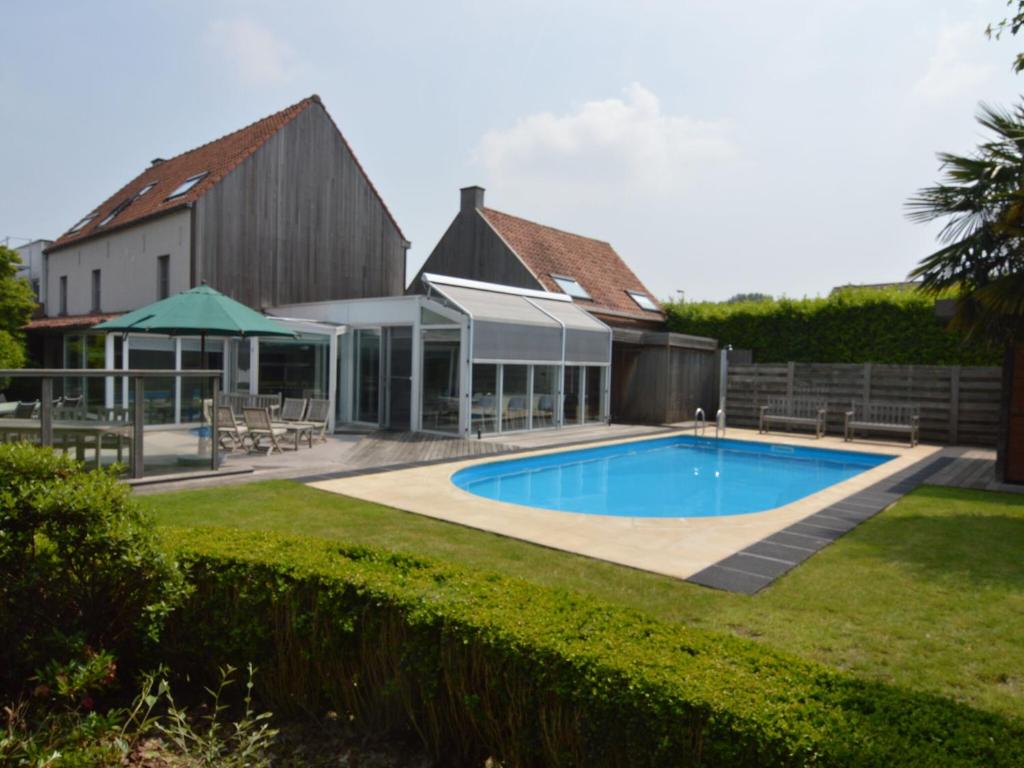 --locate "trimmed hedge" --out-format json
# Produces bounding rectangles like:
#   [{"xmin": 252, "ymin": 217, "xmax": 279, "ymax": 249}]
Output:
[
  {"xmin": 664, "ymin": 289, "xmax": 1000, "ymax": 365},
  {"xmin": 159, "ymin": 526, "xmax": 1024, "ymax": 767}
]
